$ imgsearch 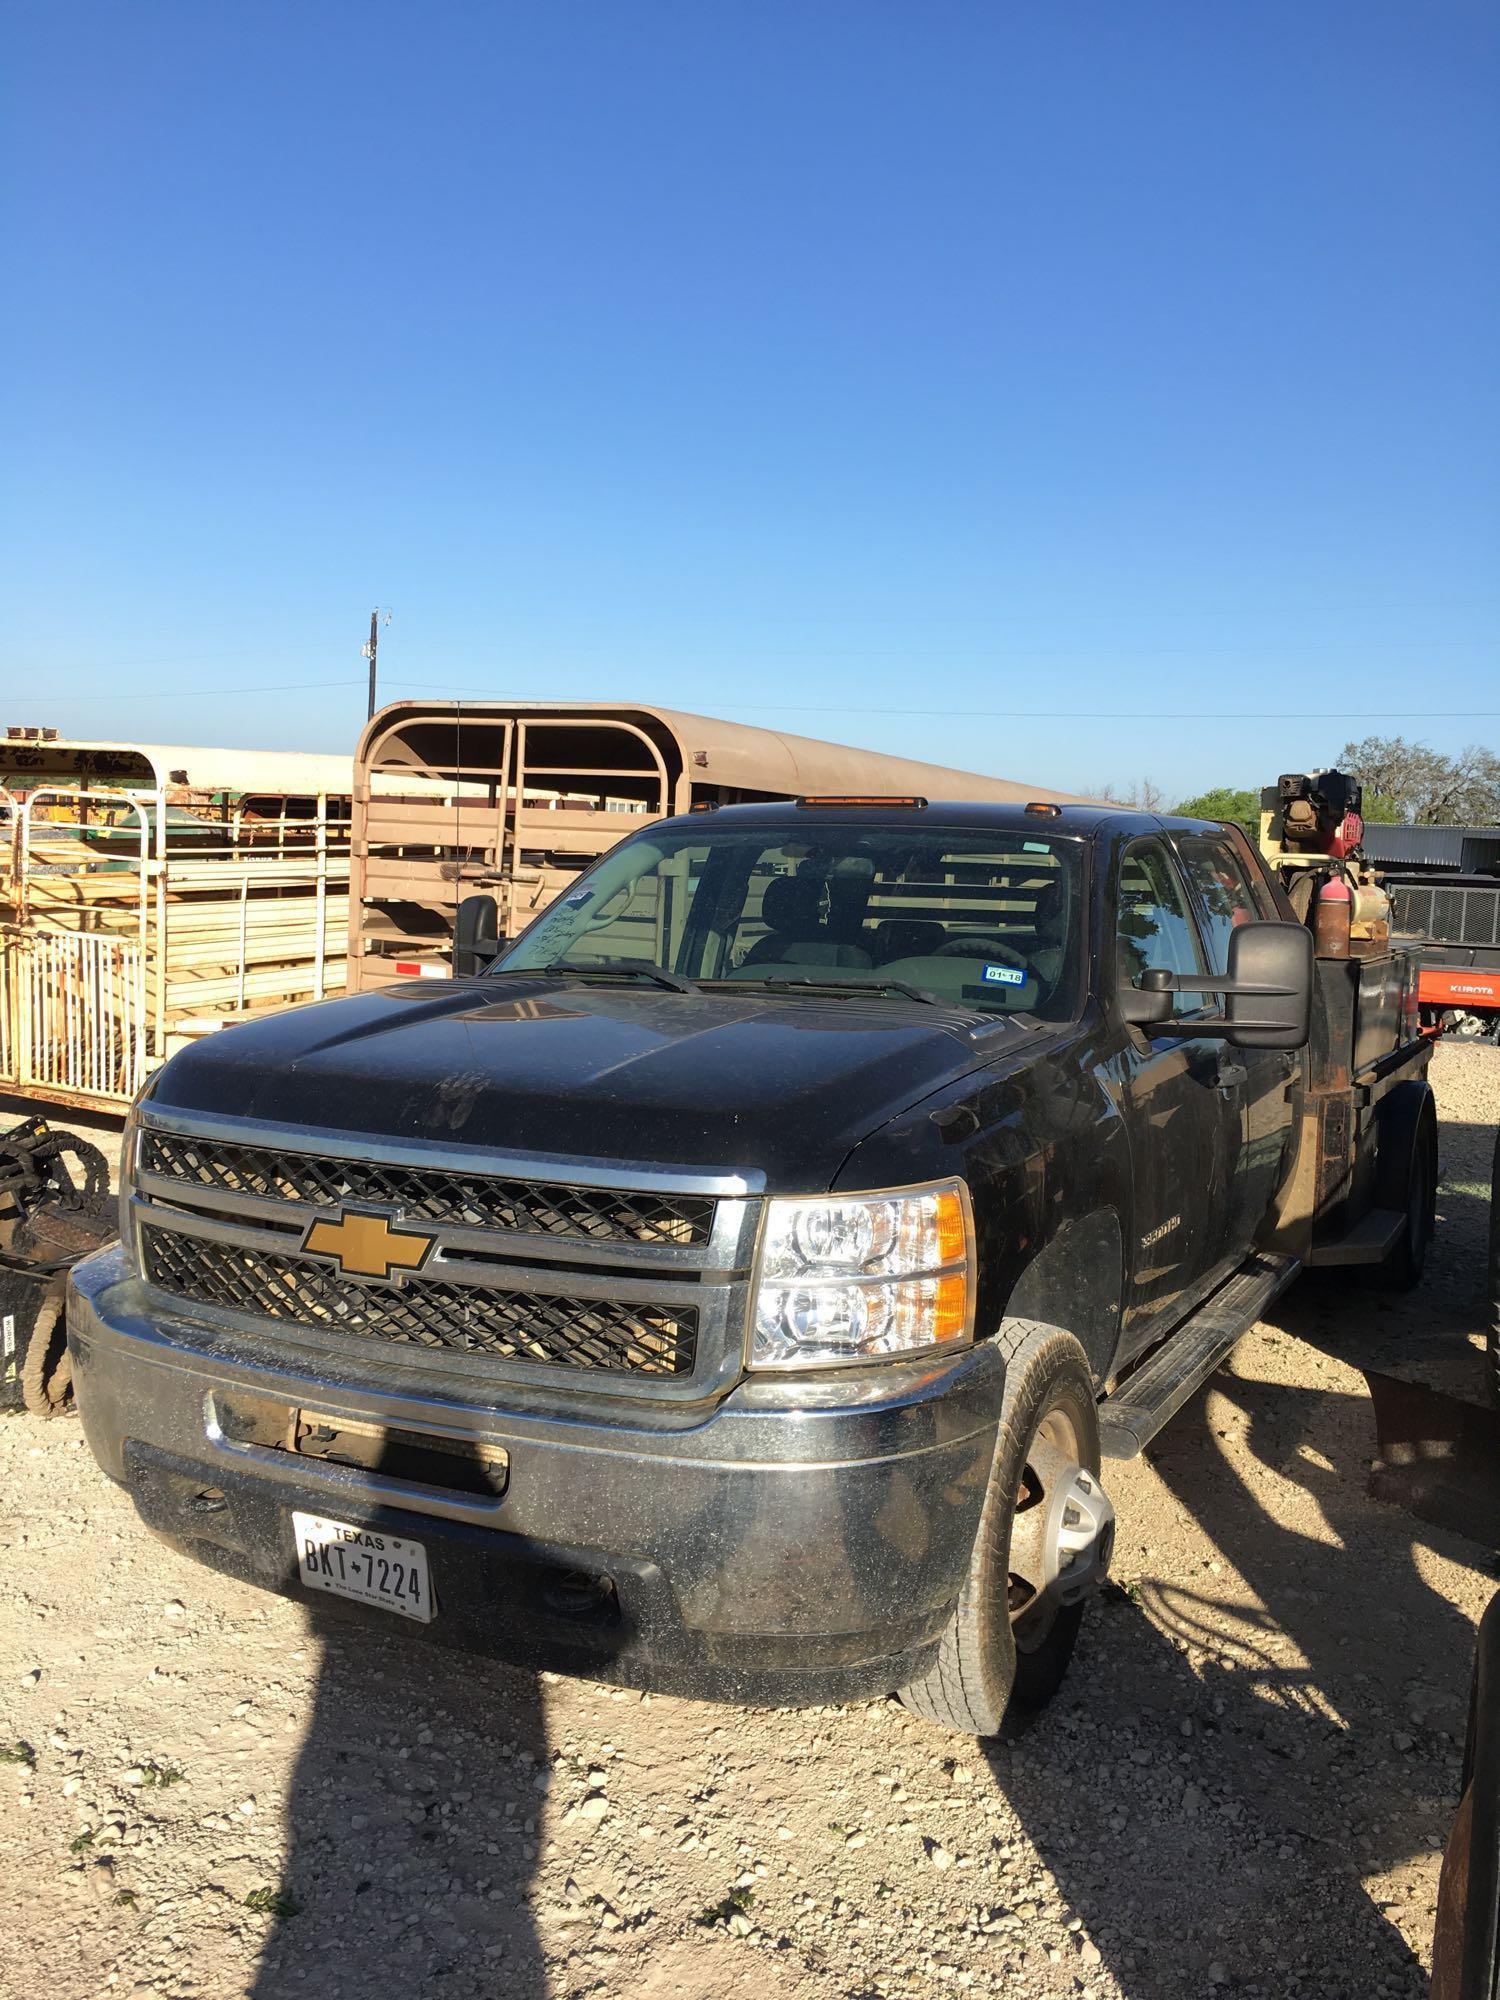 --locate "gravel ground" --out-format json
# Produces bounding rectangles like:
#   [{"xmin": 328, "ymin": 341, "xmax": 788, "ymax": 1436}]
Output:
[{"xmin": 2, "ymin": 1044, "xmax": 1496, "ymax": 2000}]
